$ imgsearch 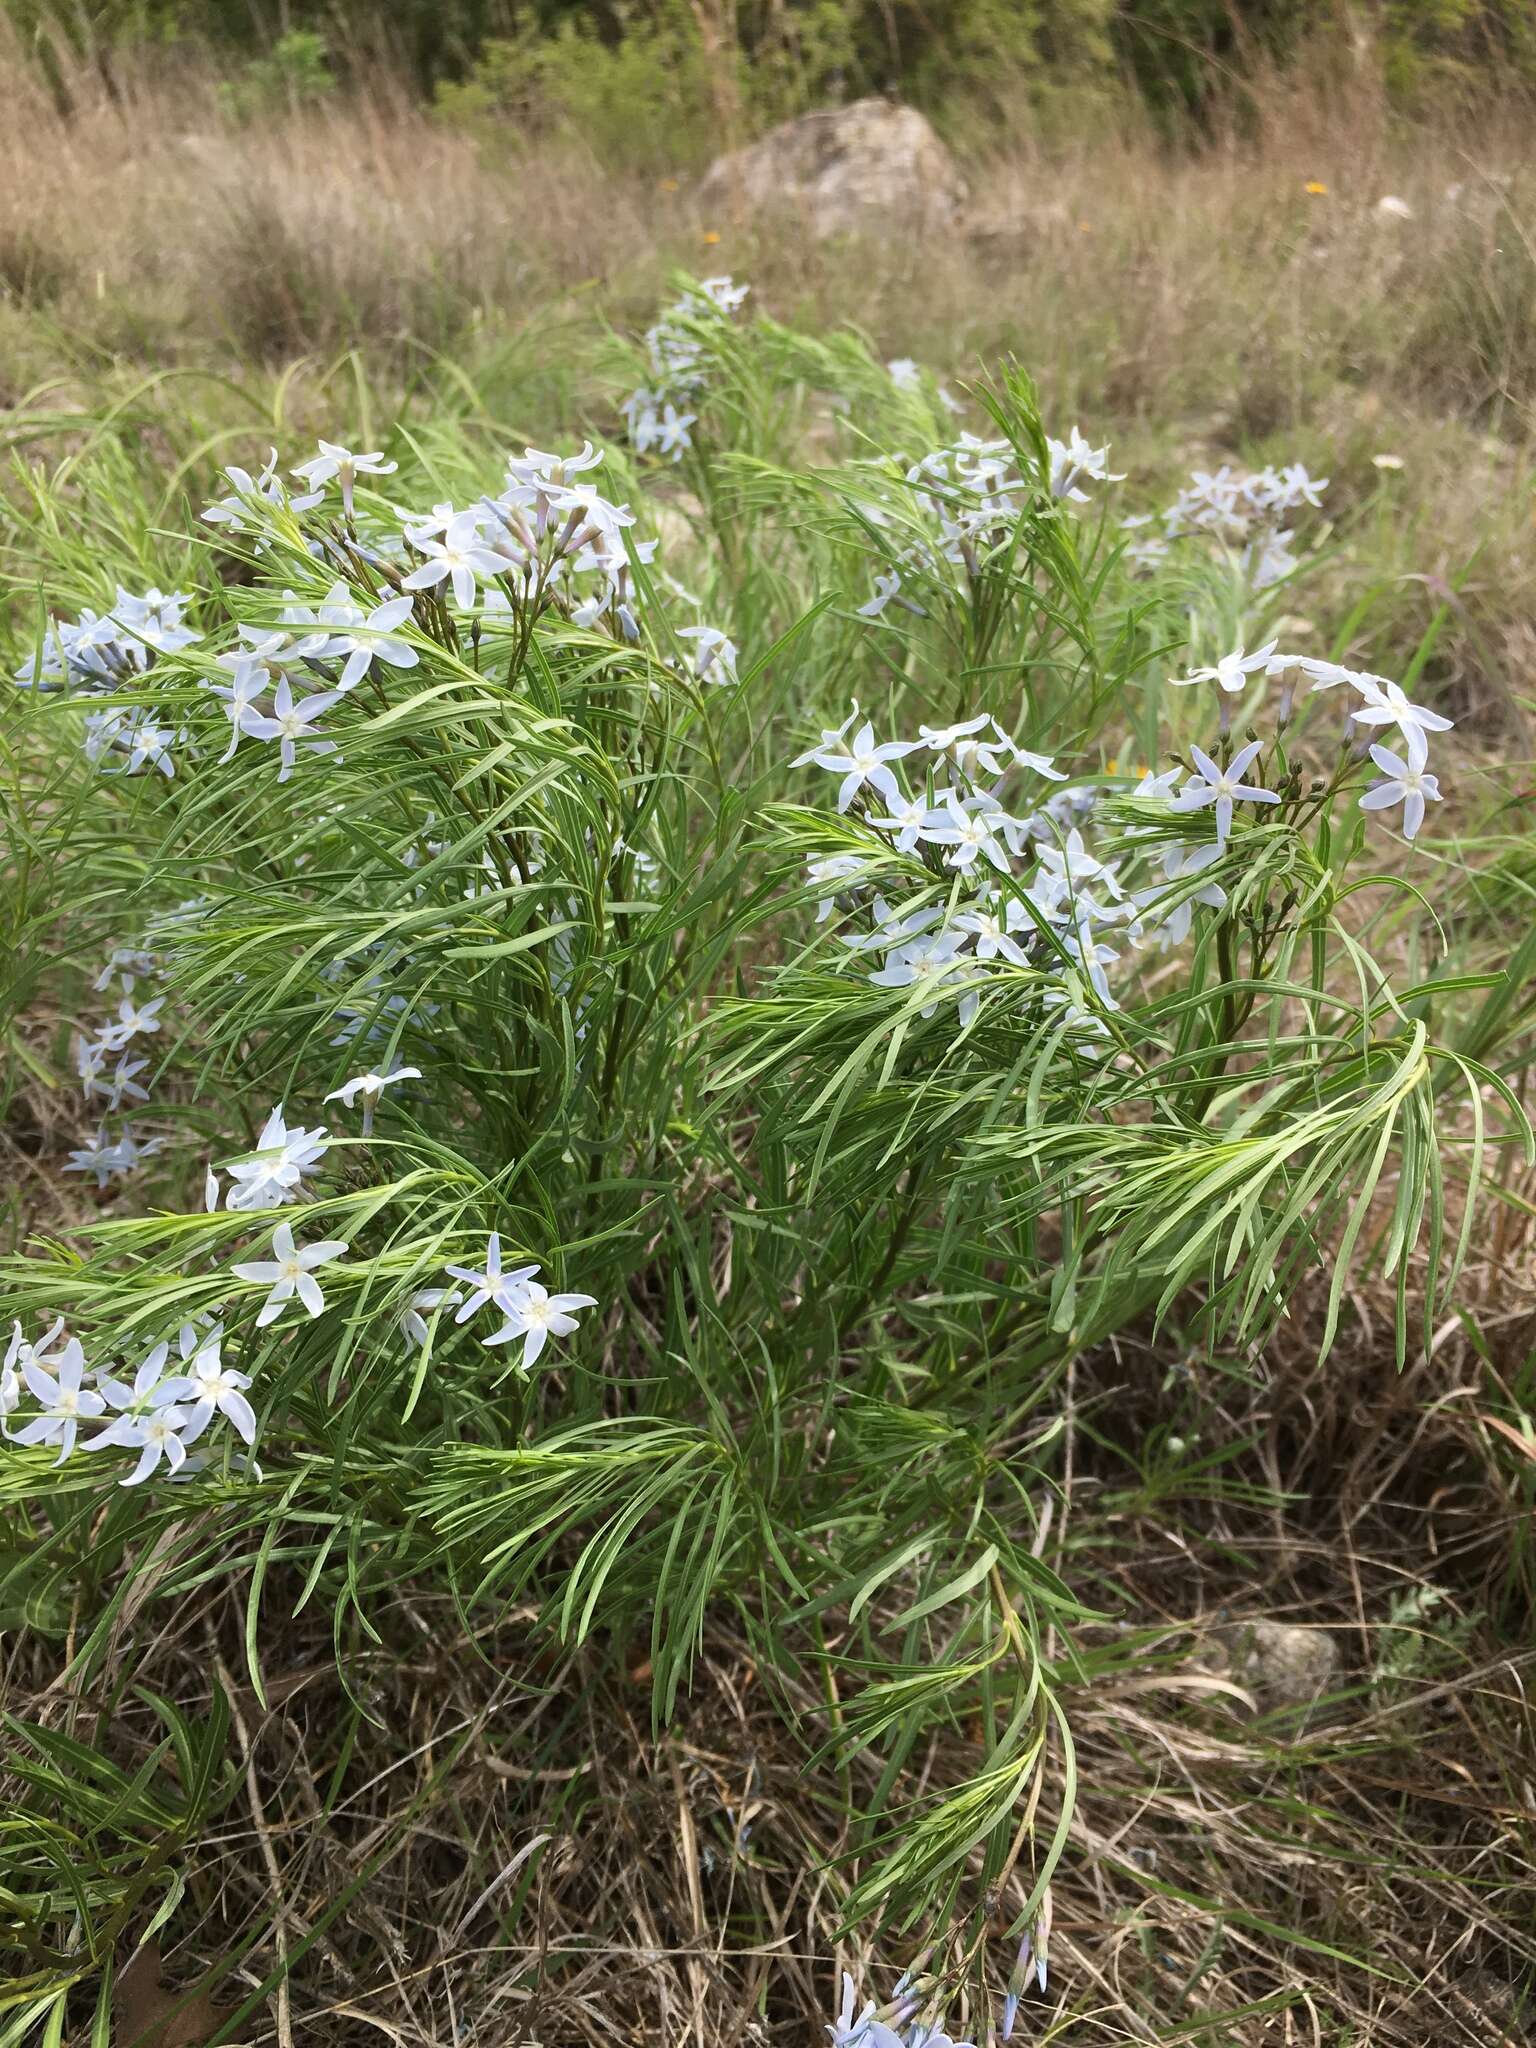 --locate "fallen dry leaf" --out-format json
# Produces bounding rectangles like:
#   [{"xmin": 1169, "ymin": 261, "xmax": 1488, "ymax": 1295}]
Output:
[{"xmin": 115, "ymin": 1942, "xmax": 238, "ymax": 2048}]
